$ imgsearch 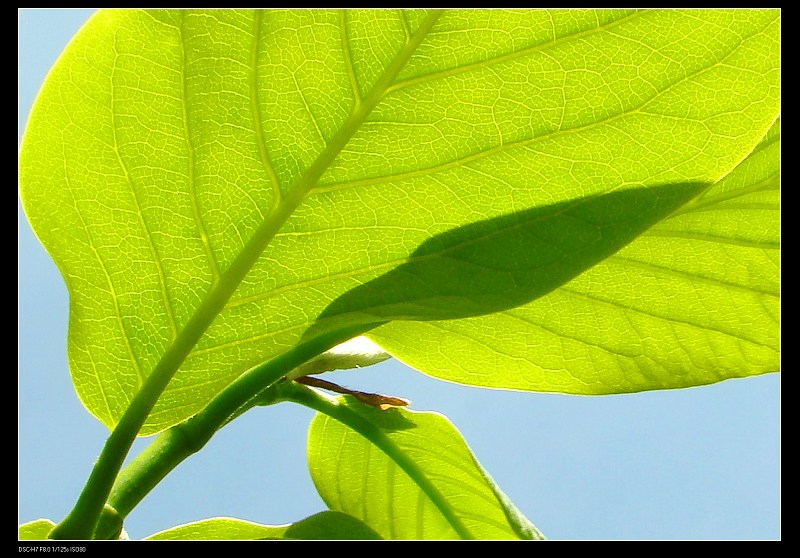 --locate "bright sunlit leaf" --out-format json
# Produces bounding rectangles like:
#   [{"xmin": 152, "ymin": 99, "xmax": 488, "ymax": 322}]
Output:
[
  {"xmin": 371, "ymin": 119, "xmax": 781, "ymax": 393},
  {"xmin": 307, "ymin": 394, "xmax": 544, "ymax": 540},
  {"xmin": 19, "ymin": 10, "xmax": 780, "ymax": 434}
]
